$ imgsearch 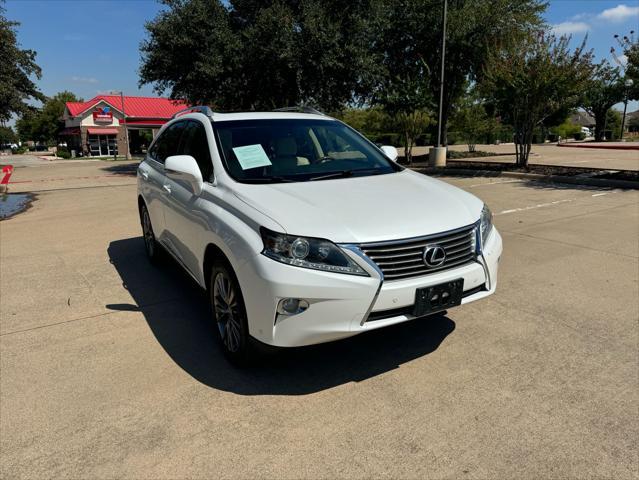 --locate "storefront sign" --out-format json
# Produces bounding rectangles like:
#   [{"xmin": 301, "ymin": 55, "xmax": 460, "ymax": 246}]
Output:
[{"xmin": 93, "ymin": 106, "xmax": 113, "ymax": 124}]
